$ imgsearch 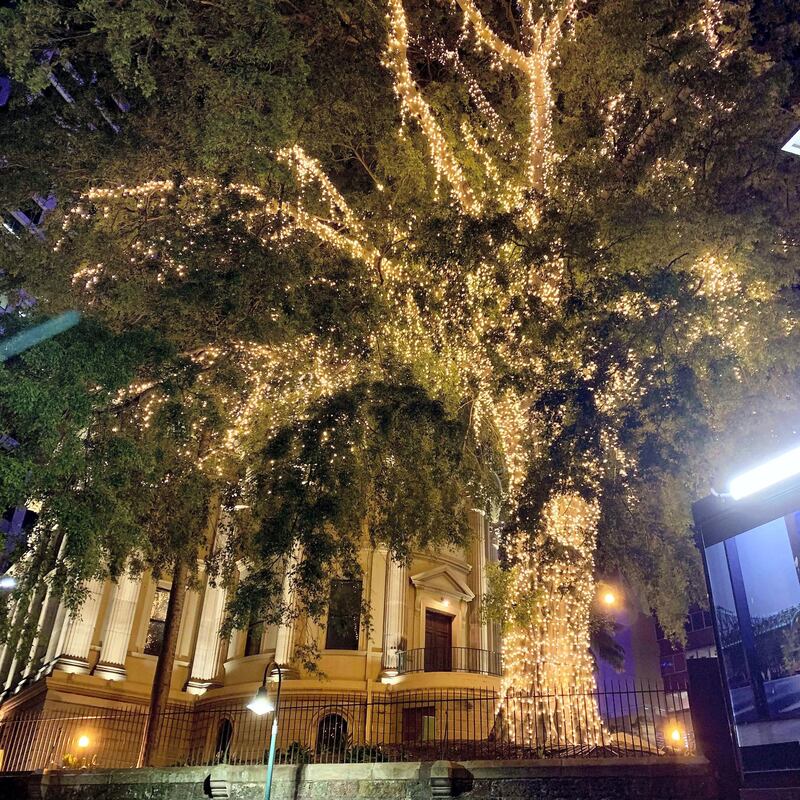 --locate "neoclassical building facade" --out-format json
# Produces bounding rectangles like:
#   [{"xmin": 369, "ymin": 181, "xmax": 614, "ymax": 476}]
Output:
[{"xmin": 0, "ymin": 509, "xmax": 500, "ymax": 723}]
